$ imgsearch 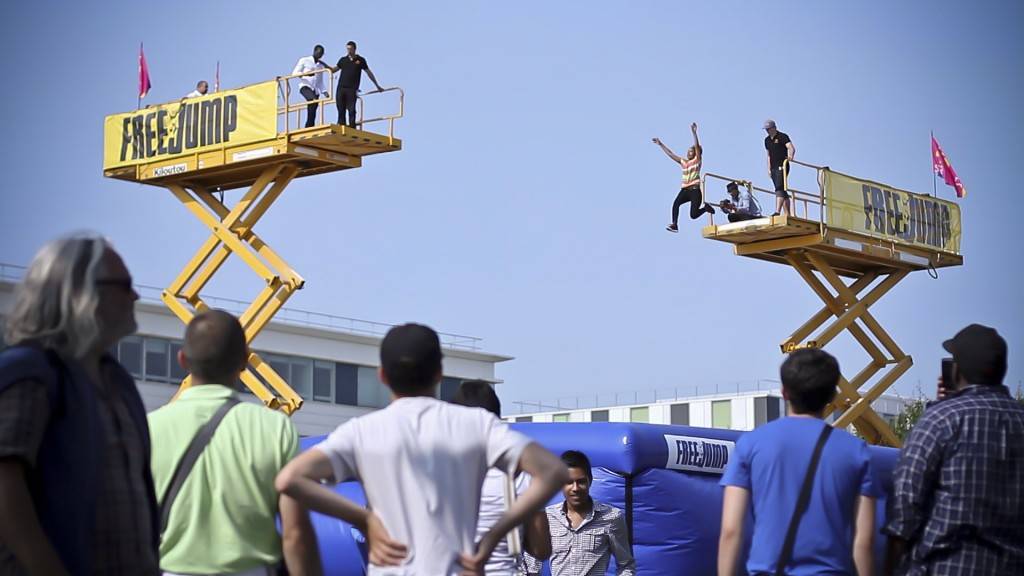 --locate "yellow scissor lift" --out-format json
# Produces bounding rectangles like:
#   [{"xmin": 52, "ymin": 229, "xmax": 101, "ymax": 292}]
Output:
[
  {"xmin": 700, "ymin": 160, "xmax": 963, "ymax": 446},
  {"xmin": 103, "ymin": 71, "xmax": 404, "ymax": 414}
]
